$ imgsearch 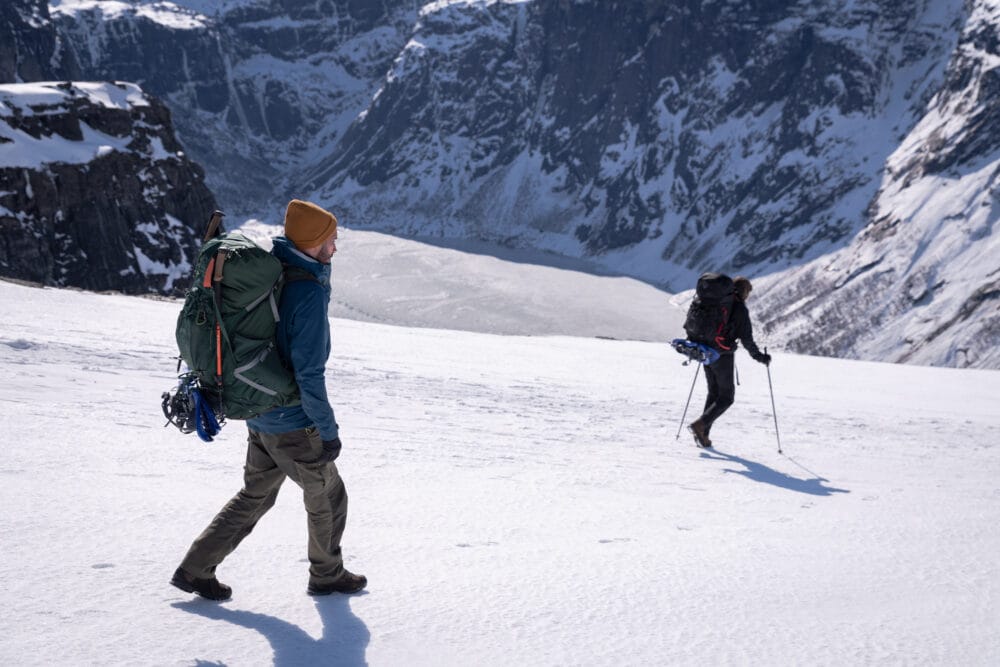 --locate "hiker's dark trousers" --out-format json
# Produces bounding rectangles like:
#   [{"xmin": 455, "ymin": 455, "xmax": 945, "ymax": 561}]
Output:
[
  {"xmin": 179, "ymin": 427, "xmax": 349, "ymax": 587},
  {"xmin": 700, "ymin": 353, "xmax": 735, "ymax": 429}
]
